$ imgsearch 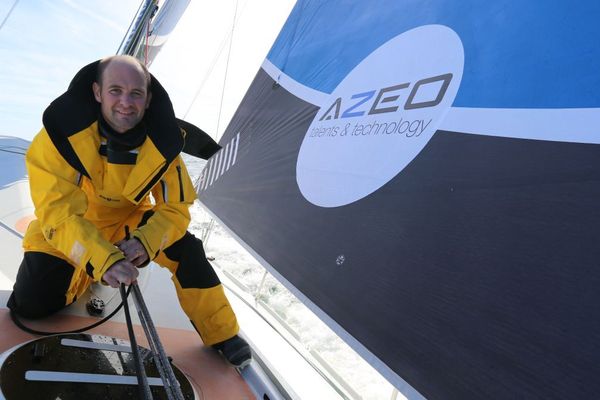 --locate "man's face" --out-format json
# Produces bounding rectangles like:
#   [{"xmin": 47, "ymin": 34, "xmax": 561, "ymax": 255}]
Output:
[{"xmin": 92, "ymin": 60, "xmax": 151, "ymax": 133}]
